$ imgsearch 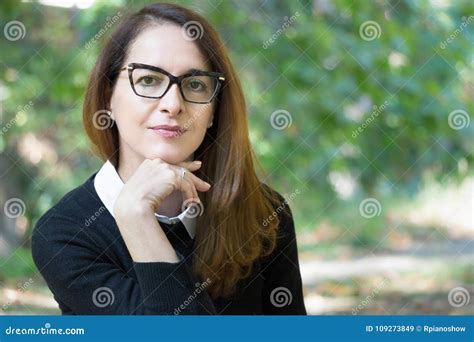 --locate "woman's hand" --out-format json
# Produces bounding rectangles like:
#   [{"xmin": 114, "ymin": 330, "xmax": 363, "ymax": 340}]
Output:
[
  {"xmin": 112, "ymin": 158, "xmax": 211, "ymax": 263},
  {"xmin": 114, "ymin": 158, "xmax": 211, "ymax": 220}
]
